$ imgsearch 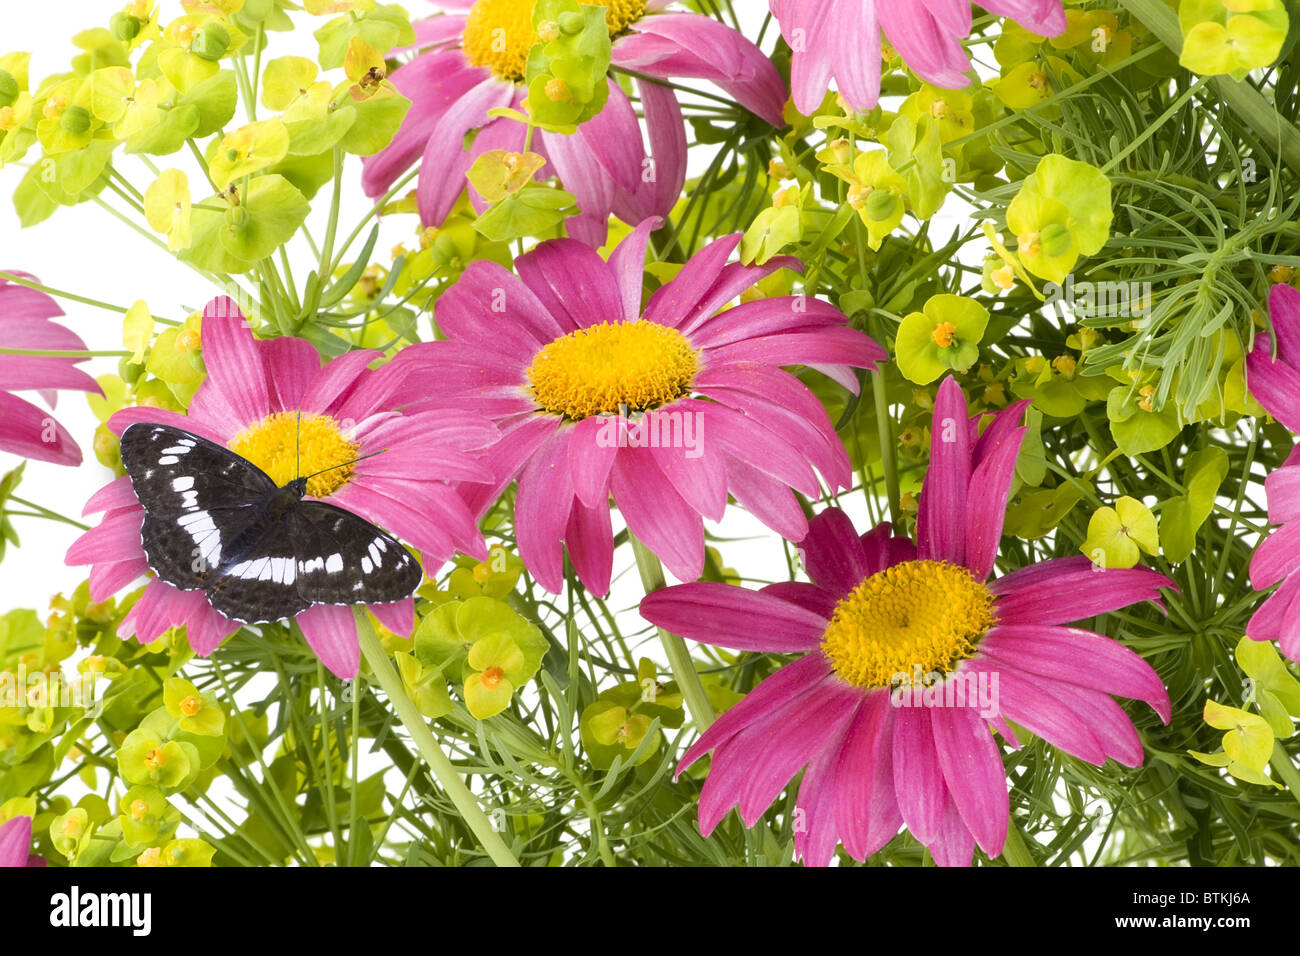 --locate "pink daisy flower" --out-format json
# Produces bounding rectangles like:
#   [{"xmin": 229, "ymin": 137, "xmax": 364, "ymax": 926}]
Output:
[
  {"xmin": 1244, "ymin": 283, "xmax": 1300, "ymax": 660},
  {"xmin": 641, "ymin": 376, "xmax": 1173, "ymax": 866},
  {"xmin": 770, "ymin": 0, "xmax": 1067, "ymax": 114},
  {"xmin": 391, "ymin": 218, "xmax": 886, "ymax": 596},
  {"xmin": 66, "ymin": 297, "xmax": 498, "ymax": 679},
  {"xmin": 0, "ymin": 272, "xmax": 98, "ymax": 466},
  {"xmin": 362, "ymin": 0, "xmax": 786, "ymax": 246},
  {"xmin": 0, "ymin": 815, "xmax": 41, "ymax": 867}
]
